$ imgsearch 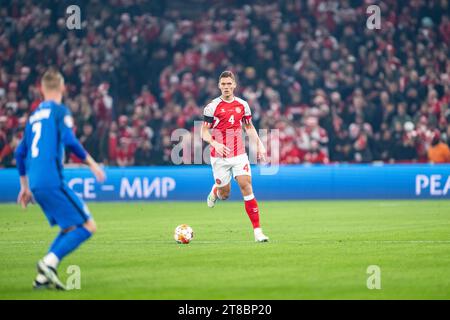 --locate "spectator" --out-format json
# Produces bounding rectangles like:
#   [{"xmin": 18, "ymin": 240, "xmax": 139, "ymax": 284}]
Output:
[
  {"xmin": 353, "ymin": 133, "xmax": 373, "ymax": 163},
  {"xmin": 304, "ymin": 140, "xmax": 329, "ymax": 164},
  {"xmin": 116, "ymin": 137, "xmax": 136, "ymax": 167},
  {"xmin": 297, "ymin": 116, "xmax": 329, "ymax": 156},
  {"xmin": 395, "ymin": 135, "xmax": 419, "ymax": 163},
  {"xmin": 280, "ymin": 138, "xmax": 303, "ymax": 164},
  {"xmin": 428, "ymin": 133, "xmax": 450, "ymax": 163},
  {"xmin": 108, "ymin": 121, "xmax": 119, "ymax": 166},
  {"xmin": 330, "ymin": 129, "xmax": 353, "ymax": 162},
  {"xmin": 373, "ymin": 130, "xmax": 396, "ymax": 163},
  {"xmin": 135, "ymin": 140, "xmax": 154, "ymax": 166},
  {"xmin": 0, "ymin": 0, "xmax": 448, "ymax": 167},
  {"xmin": 0, "ymin": 116, "xmax": 9, "ymax": 166},
  {"xmin": 79, "ymin": 123, "xmax": 99, "ymax": 160}
]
